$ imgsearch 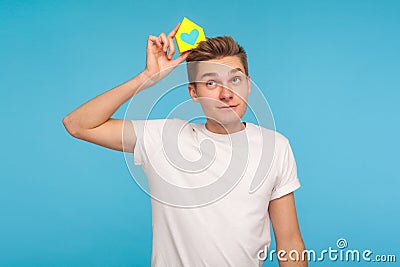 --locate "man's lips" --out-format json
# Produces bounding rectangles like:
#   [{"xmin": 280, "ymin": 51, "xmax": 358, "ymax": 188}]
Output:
[{"xmin": 218, "ymin": 104, "xmax": 239, "ymax": 109}]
